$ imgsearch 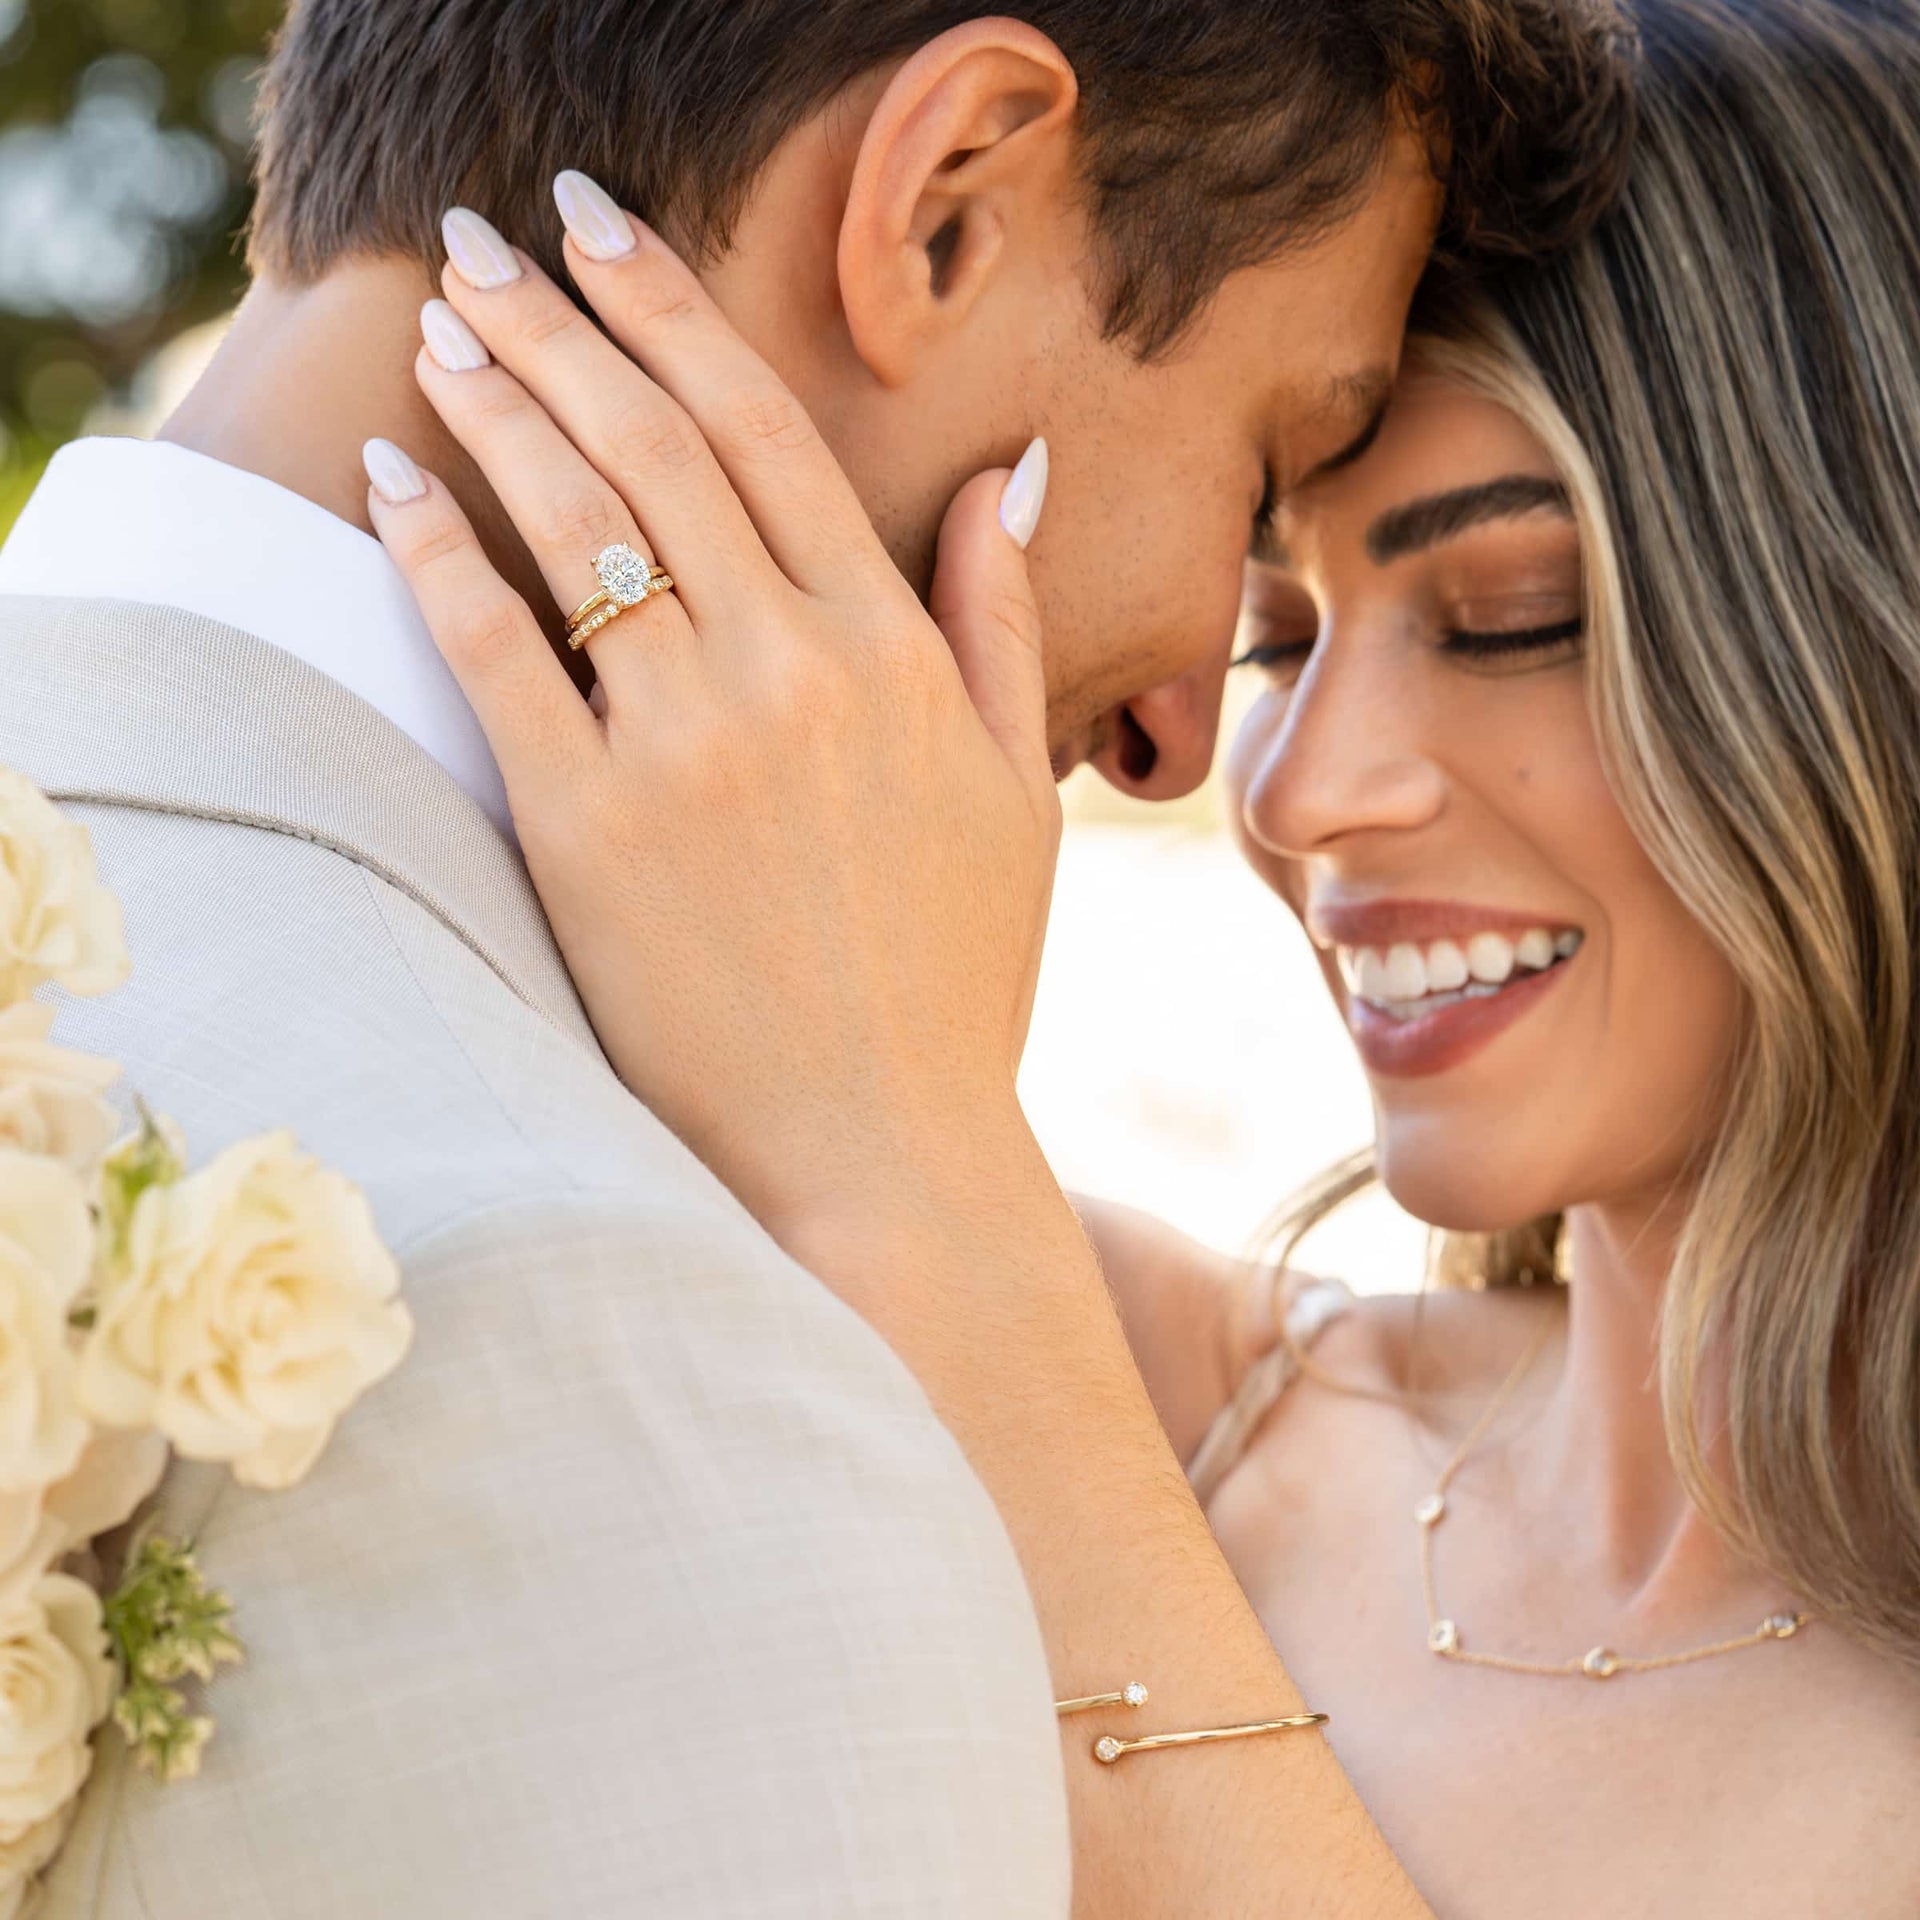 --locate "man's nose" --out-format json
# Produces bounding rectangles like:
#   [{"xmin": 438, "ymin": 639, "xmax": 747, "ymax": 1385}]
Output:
[
  {"xmin": 1091, "ymin": 666, "xmax": 1228, "ymax": 802},
  {"xmin": 1239, "ymin": 638, "xmax": 1446, "ymax": 858}
]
